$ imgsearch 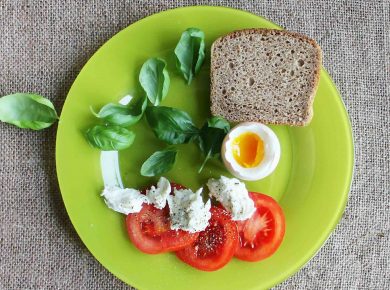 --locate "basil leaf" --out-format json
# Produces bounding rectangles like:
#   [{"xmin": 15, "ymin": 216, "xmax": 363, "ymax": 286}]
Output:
[
  {"xmin": 174, "ymin": 28, "xmax": 206, "ymax": 84},
  {"xmin": 139, "ymin": 58, "xmax": 170, "ymax": 106},
  {"xmin": 145, "ymin": 106, "xmax": 199, "ymax": 145},
  {"xmin": 85, "ymin": 125, "xmax": 135, "ymax": 151},
  {"xmin": 0, "ymin": 93, "xmax": 58, "ymax": 130},
  {"xmin": 140, "ymin": 148, "xmax": 177, "ymax": 177},
  {"xmin": 92, "ymin": 95, "xmax": 147, "ymax": 126},
  {"xmin": 197, "ymin": 116, "xmax": 230, "ymax": 173},
  {"xmin": 207, "ymin": 116, "xmax": 230, "ymax": 133}
]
